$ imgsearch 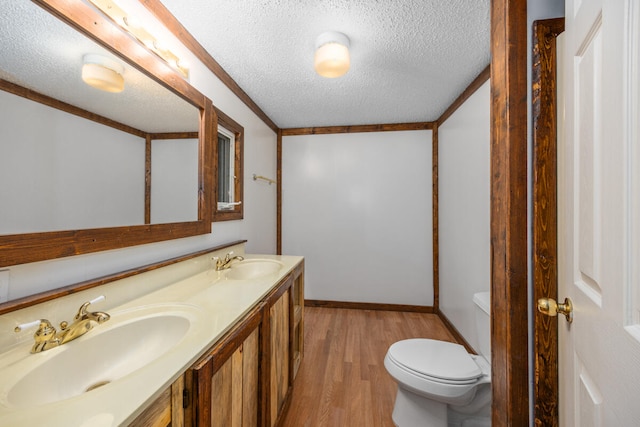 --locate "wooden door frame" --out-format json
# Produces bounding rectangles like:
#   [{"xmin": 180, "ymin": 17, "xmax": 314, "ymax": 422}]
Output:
[
  {"xmin": 532, "ymin": 17, "xmax": 565, "ymax": 426},
  {"xmin": 489, "ymin": 1, "xmax": 529, "ymax": 425}
]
